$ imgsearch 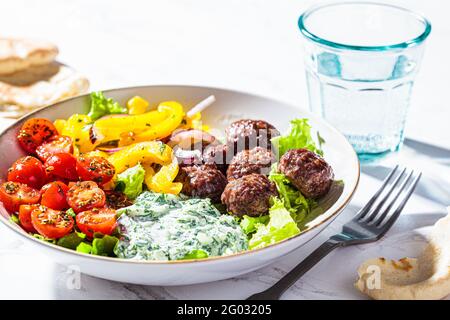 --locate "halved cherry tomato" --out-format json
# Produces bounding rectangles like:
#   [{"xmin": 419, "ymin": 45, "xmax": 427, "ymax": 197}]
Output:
[
  {"xmin": 66, "ymin": 181, "xmax": 106, "ymax": 213},
  {"xmin": 76, "ymin": 156, "xmax": 115, "ymax": 184},
  {"xmin": 7, "ymin": 156, "xmax": 47, "ymax": 189},
  {"xmin": 76, "ymin": 207, "xmax": 117, "ymax": 238},
  {"xmin": 31, "ymin": 205, "xmax": 74, "ymax": 239},
  {"xmin": 18, "ymin": 204, "xmax": 39, "ymax": 233},
  {"xmin": 0, "ymin": 182, "xmax": 40, "ymax": 212},
  {"xmin": 44, "ymin": 153, "xmax": 78, "ymax": 181},
  {"xmin": 17, "ymin": 118, "xmax": 58, "ymax": 154},
  {"xmin": 105, "ymin": 191, "xmax": 132, "ymax": 209},
  {"xmin": 0, "ymin": 181, "xmax": 41, "ymax": 212},
  {"xmin": 41, "ymin": 181, "xmax": 69, "ymax": 210},
  {"xmin": 36, "ymin": 135, "xmax": 73, "ymax": 162}
]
